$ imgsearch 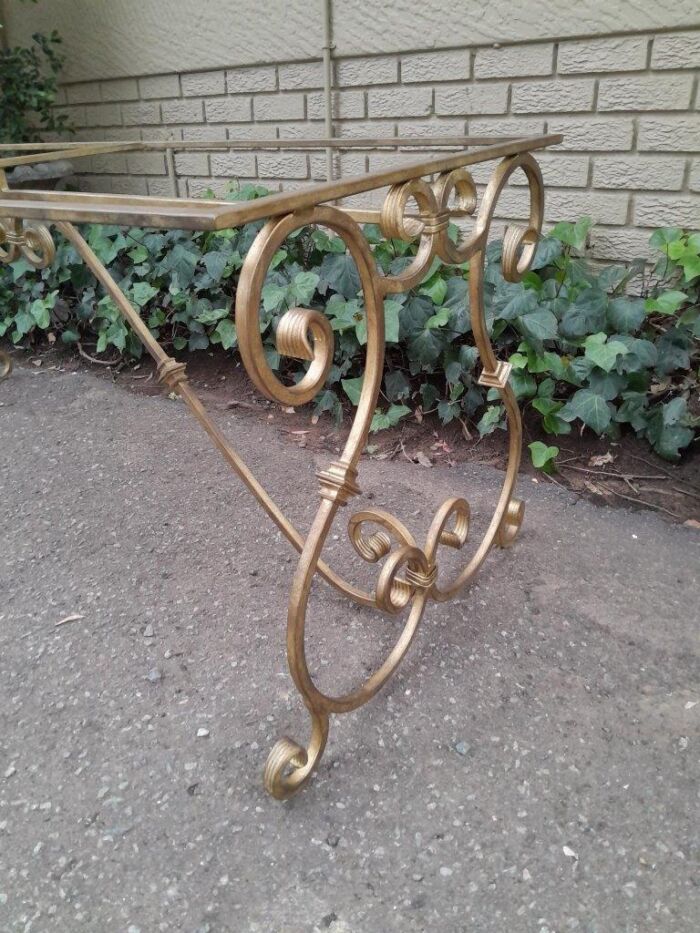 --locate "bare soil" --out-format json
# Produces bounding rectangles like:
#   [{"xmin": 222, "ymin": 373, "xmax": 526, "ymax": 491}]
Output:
[{"xmin": 8, "ymin": 344, "xmax": 700, "ymax": 525}]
